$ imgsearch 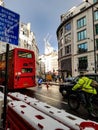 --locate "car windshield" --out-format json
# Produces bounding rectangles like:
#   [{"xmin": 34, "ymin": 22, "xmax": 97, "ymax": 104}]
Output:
[
  {"xmin": 73, "ymin": 74, "xmax": 98, "ymax": 83},
  {"xmin": 86, "ymin": 75, "xmax": 98, "ymax": 82},
  {"xmin": 73, "ymin": 76, "xmax": 80, "ymax": 83}
]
